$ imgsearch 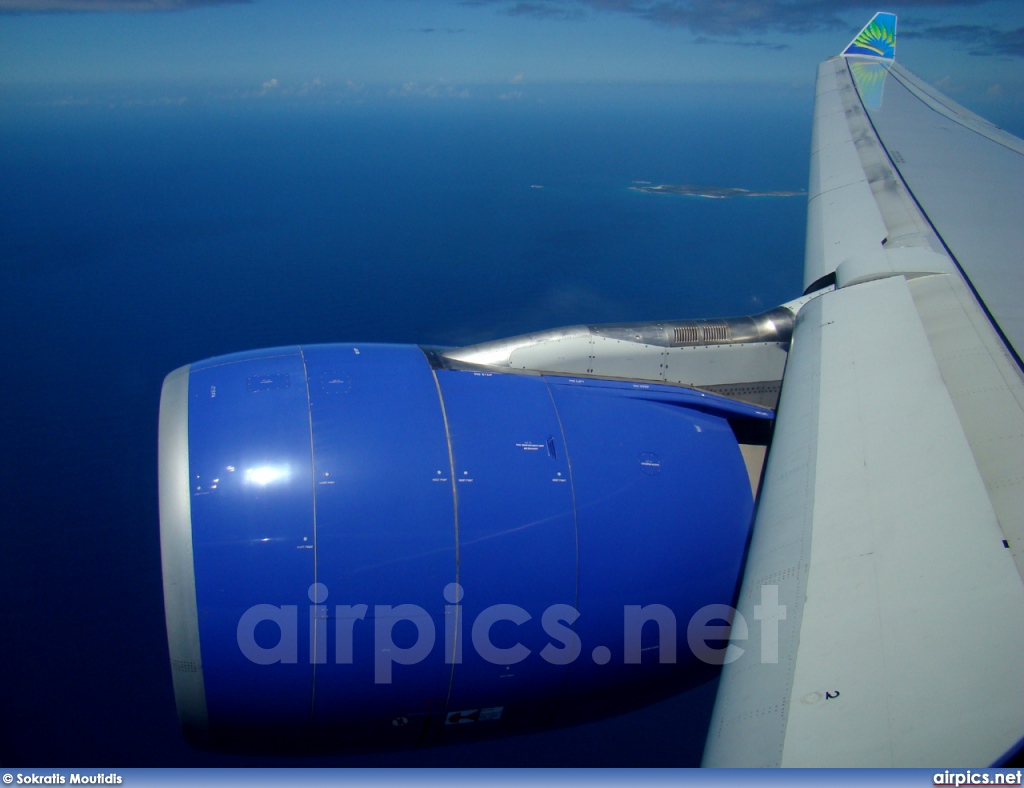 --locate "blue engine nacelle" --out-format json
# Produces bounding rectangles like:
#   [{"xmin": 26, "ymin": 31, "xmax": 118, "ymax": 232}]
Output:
[{"xmin": 158, "ymin": 343, "xmax": 768, "ymax": 752}]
